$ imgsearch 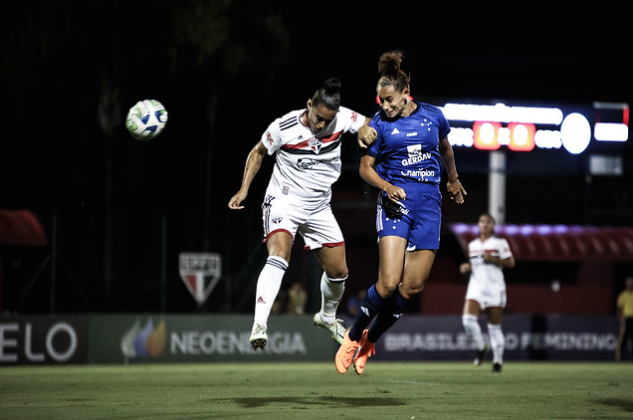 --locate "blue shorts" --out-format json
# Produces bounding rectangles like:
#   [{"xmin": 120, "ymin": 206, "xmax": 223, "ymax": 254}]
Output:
[{"xmin": 375, "ymin": 182, "xmax": 442, "ymax": 251}]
